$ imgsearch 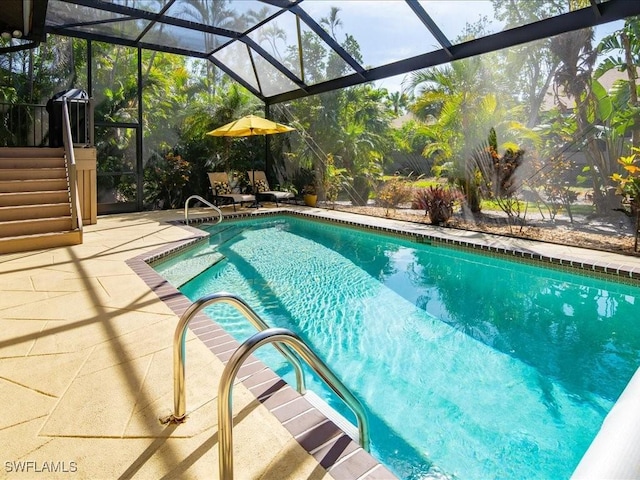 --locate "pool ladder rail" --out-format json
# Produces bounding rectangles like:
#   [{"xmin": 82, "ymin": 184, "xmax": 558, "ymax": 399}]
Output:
[
  {"xmin": 164, "ymin": 292, "xmax": 370, "ymax": 480},
  {"xmin": 184, "ymin": 195, "xmax": 222, "ymax": 225}
]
